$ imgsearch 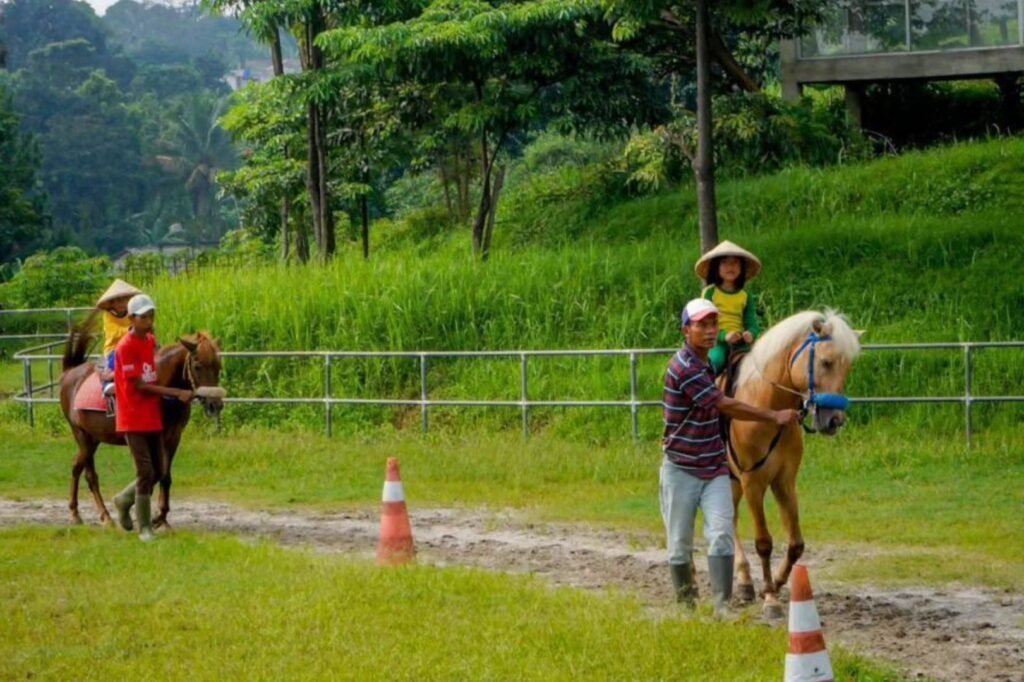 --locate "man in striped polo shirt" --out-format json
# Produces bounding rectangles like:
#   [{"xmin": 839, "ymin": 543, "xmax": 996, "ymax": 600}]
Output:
[{"xmin": 661, "ymin": 298, "xmax": 799, "ymax": 613}]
